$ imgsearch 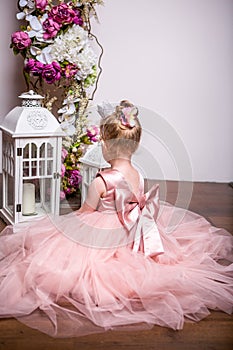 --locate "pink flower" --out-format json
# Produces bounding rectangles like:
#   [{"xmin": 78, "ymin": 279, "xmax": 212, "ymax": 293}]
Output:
[
  {"xmin": 11, "ymin": 31, "xmax": 31, "ymax": 50},
  {"xmin": 49, "ymin": 3, "xmax": 75, "ymax": 25},
  {"xmin": 43, "ymin": 18, "xmax": 61, "ymax": 39},
  {"xmin": 61, "ymin": 148, "xmax": 68, "ymax": 161},
  {"xmin": 42, "ymin": 61, "xmax": 61, "ymax": 84},
  {"xmin": 35, "ymin": 0, "xmax": 48, "ymax": 11},
  {"xmin": 62, "ymin": 64, "xmax": 78, "ymax": 79},
  {"xmin": 60, "ymin": 190, "xmax": 66, "ymax": 200},
  {"xmin": 87, "ymin": 125, "xmax": 100, "ymax": 142},
  {"xmin": 61, "ymin": 164, "xmax": 66, "ymax": 177},
  {"xmin": 24, "ymin": 58, "xmax": 44, "ymax": 76}
]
